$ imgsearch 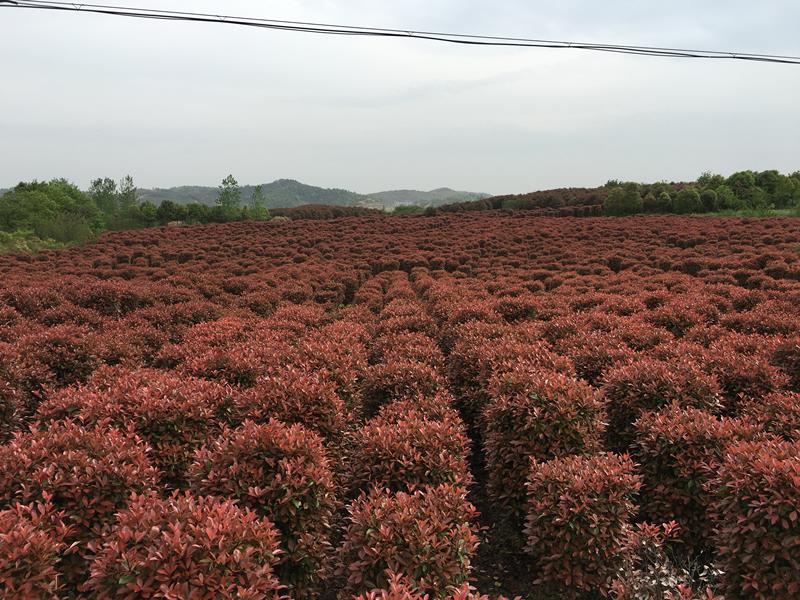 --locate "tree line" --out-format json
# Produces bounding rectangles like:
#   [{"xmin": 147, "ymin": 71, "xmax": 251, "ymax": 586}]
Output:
[
  {"xmin": 603, "ymin": 169, "xmax": 800, "ymax": 216},
  {"xmin": 0, "ymin": 174, "xmax": 270, "ymax": 249}
]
